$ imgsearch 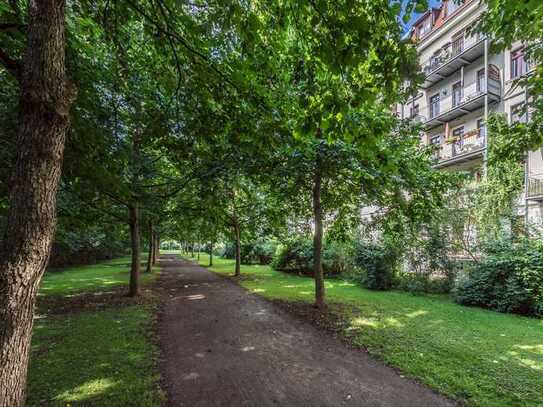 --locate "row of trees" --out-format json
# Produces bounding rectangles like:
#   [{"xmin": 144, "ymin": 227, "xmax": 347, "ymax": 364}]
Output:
[{"xmin": 0, "ymin": 0, "xmax": 542, "ymax": 405}]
